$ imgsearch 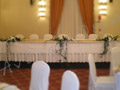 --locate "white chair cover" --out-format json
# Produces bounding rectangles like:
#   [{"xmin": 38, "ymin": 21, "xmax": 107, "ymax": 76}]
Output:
[
  {"xmin": 115, "ymin": 72, "xmax": 120, "ymax": 90},
  {"xmin": 43, "ymin": 34, "xmax": 53, "ymax": 40},
  {"xmin": 88, "ymin": 54, "xmax": 116, "ymax": 90},
  {"xmin": 0, "ymin": 82, "xmax": 20, "ymax": 90},
  {"xmin": 88, "ymin": 54, "xmax": 97, "ymax": 90},
  {"xmin": 61, "ymin": 70, "xmax": 80, "ymax": 90},
  {"xmin": 88, "ymin": 34, "xmax": 98, "ymax": 40},
  {"xmin": 103, "ymin": 33, "xmax": 113, "ymax": 38},
  {"xmin": 58, "ymin": 34, "xmax": 69, "ymax": 39},
  {"xmin": 29, "ymin": 34, "xmax": 39, "ymax": 40},
  {"xmin": 29, "ymin": 61, "xmax": 50, "ymax": 90},
  {"xmin": 110, "ymin": 47, "xmax": 120, "ymax": 76},
  {"xmin": 15, "ymin": 34, "xmax": 24, "ymax": 39},
  {"xmin": 75, "ymin": 34, "xmax": 85, "ymax": 40}
]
